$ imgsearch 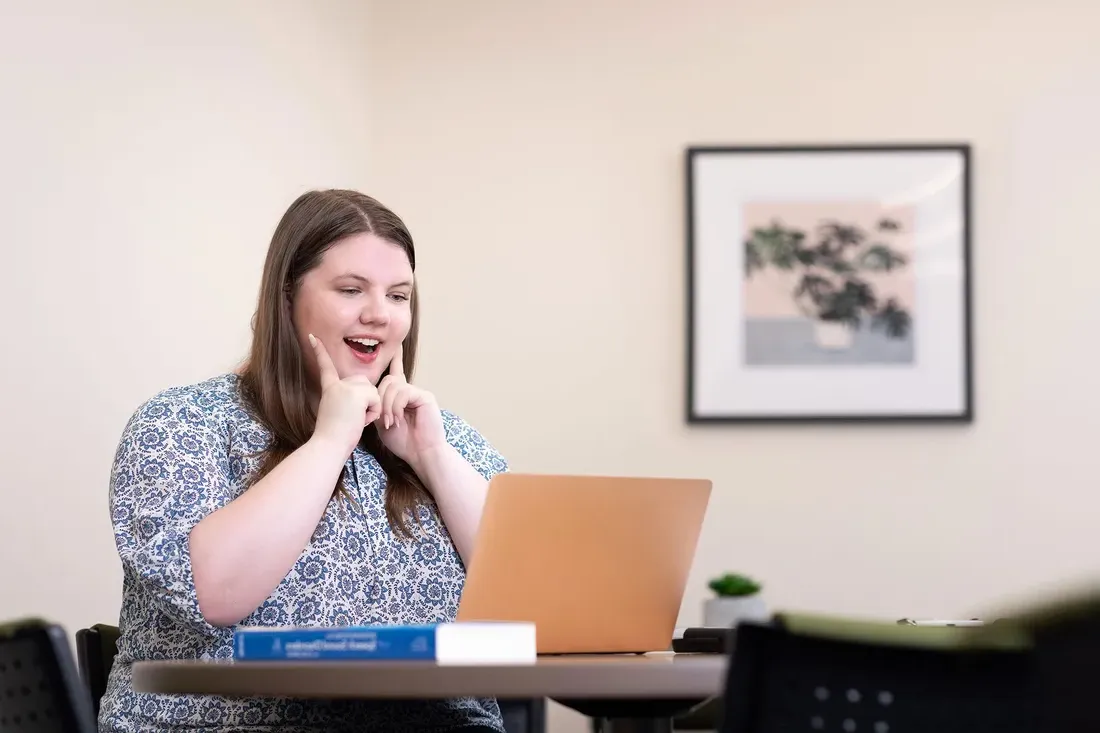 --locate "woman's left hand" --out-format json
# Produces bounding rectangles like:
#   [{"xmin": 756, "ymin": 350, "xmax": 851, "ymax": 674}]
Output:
[{"xmin": 376, "ymin": 345, "xmax": 448, "ymax": 467}]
